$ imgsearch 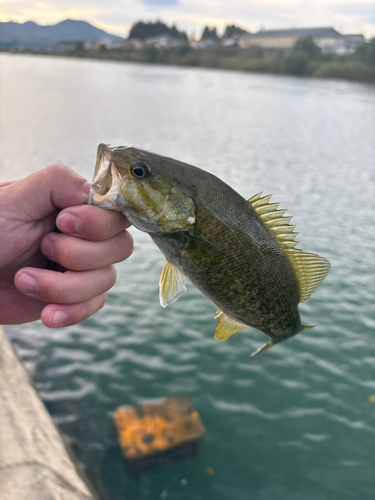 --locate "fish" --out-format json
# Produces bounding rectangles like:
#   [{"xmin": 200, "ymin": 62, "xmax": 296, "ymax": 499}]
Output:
[{"xmin": 88, "ymin": 143, "xmax": 330, "ymax": 356}]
